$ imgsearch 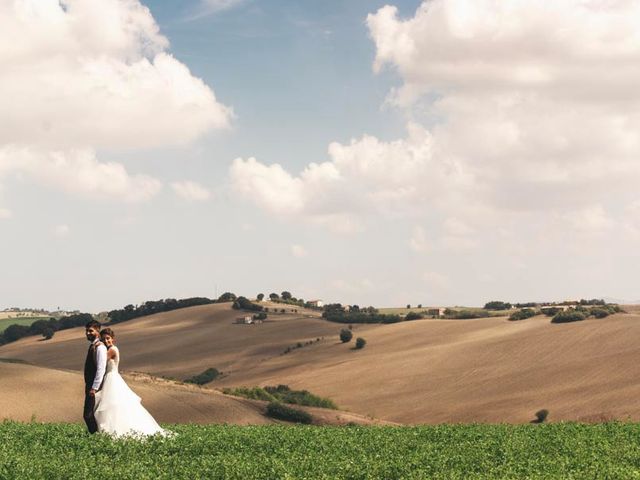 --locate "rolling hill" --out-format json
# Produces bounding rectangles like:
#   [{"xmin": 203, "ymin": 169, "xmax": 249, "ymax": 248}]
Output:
[{"xmin": 3, "ymin": 302, "xmax": 640, "ymax": 424}]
